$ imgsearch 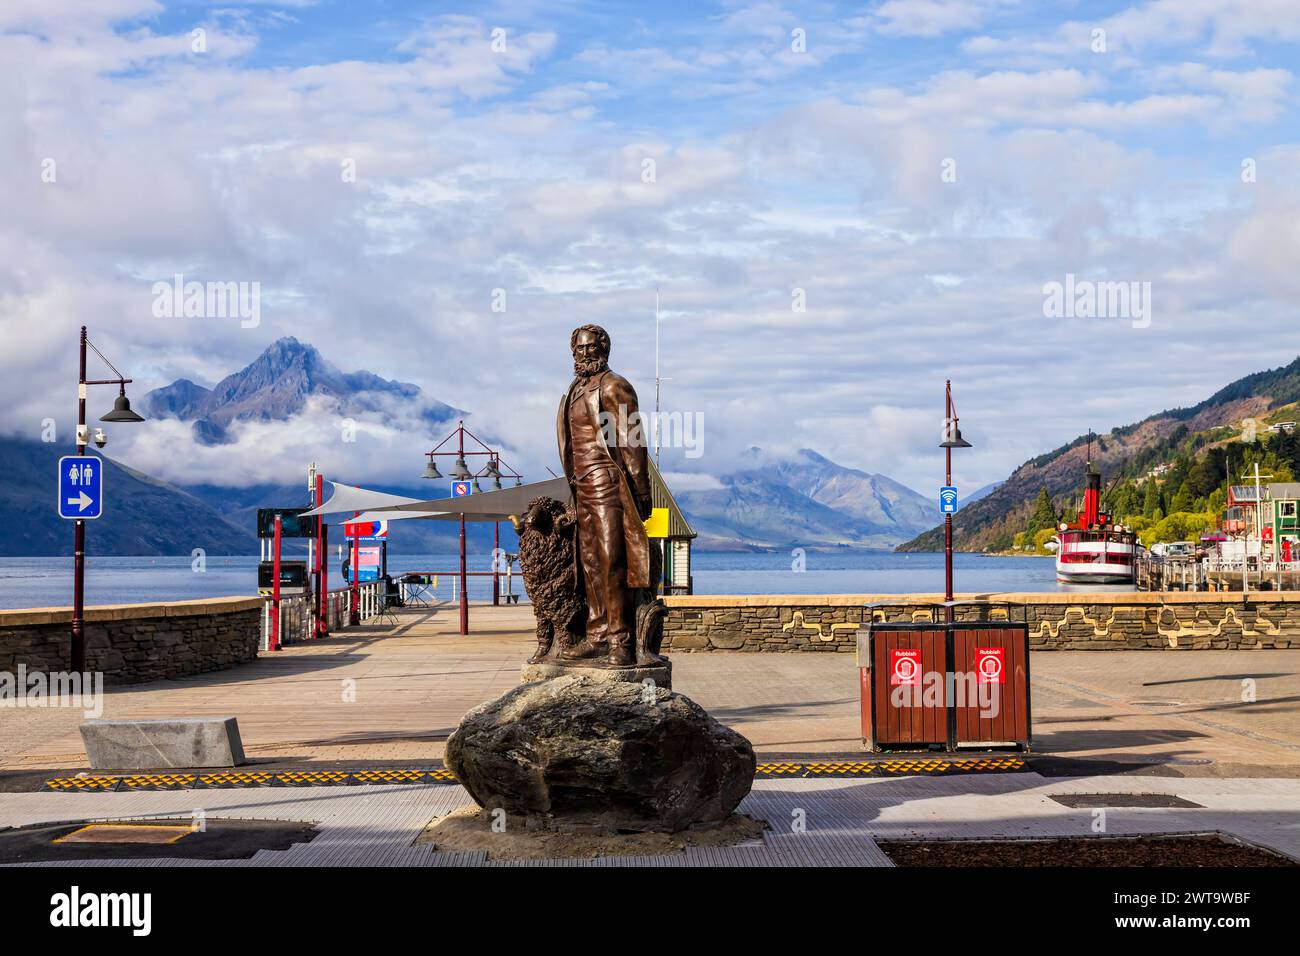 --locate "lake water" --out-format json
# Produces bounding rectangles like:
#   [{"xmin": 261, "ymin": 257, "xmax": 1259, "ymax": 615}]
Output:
[{"xmin": 0, "ymin": 551, "xmax": 1062, "ymax": 610}]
